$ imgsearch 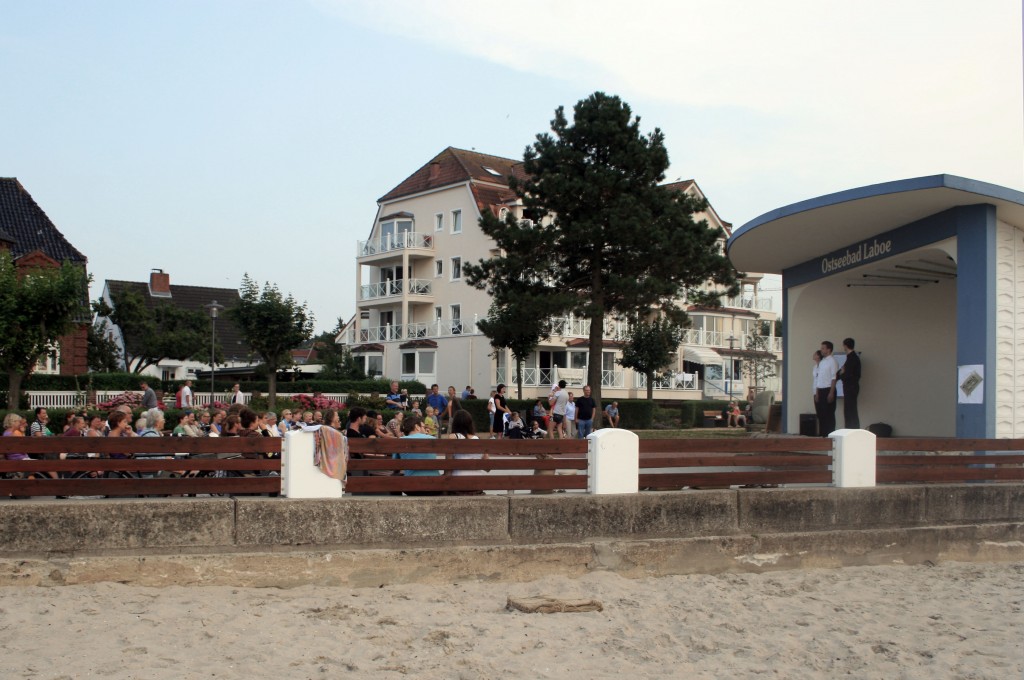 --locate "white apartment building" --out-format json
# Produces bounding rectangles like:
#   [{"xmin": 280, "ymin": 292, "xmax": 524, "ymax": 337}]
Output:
[{"xmin": 341, "ymin": 147, "xmax": 781, "ymax": 400}]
